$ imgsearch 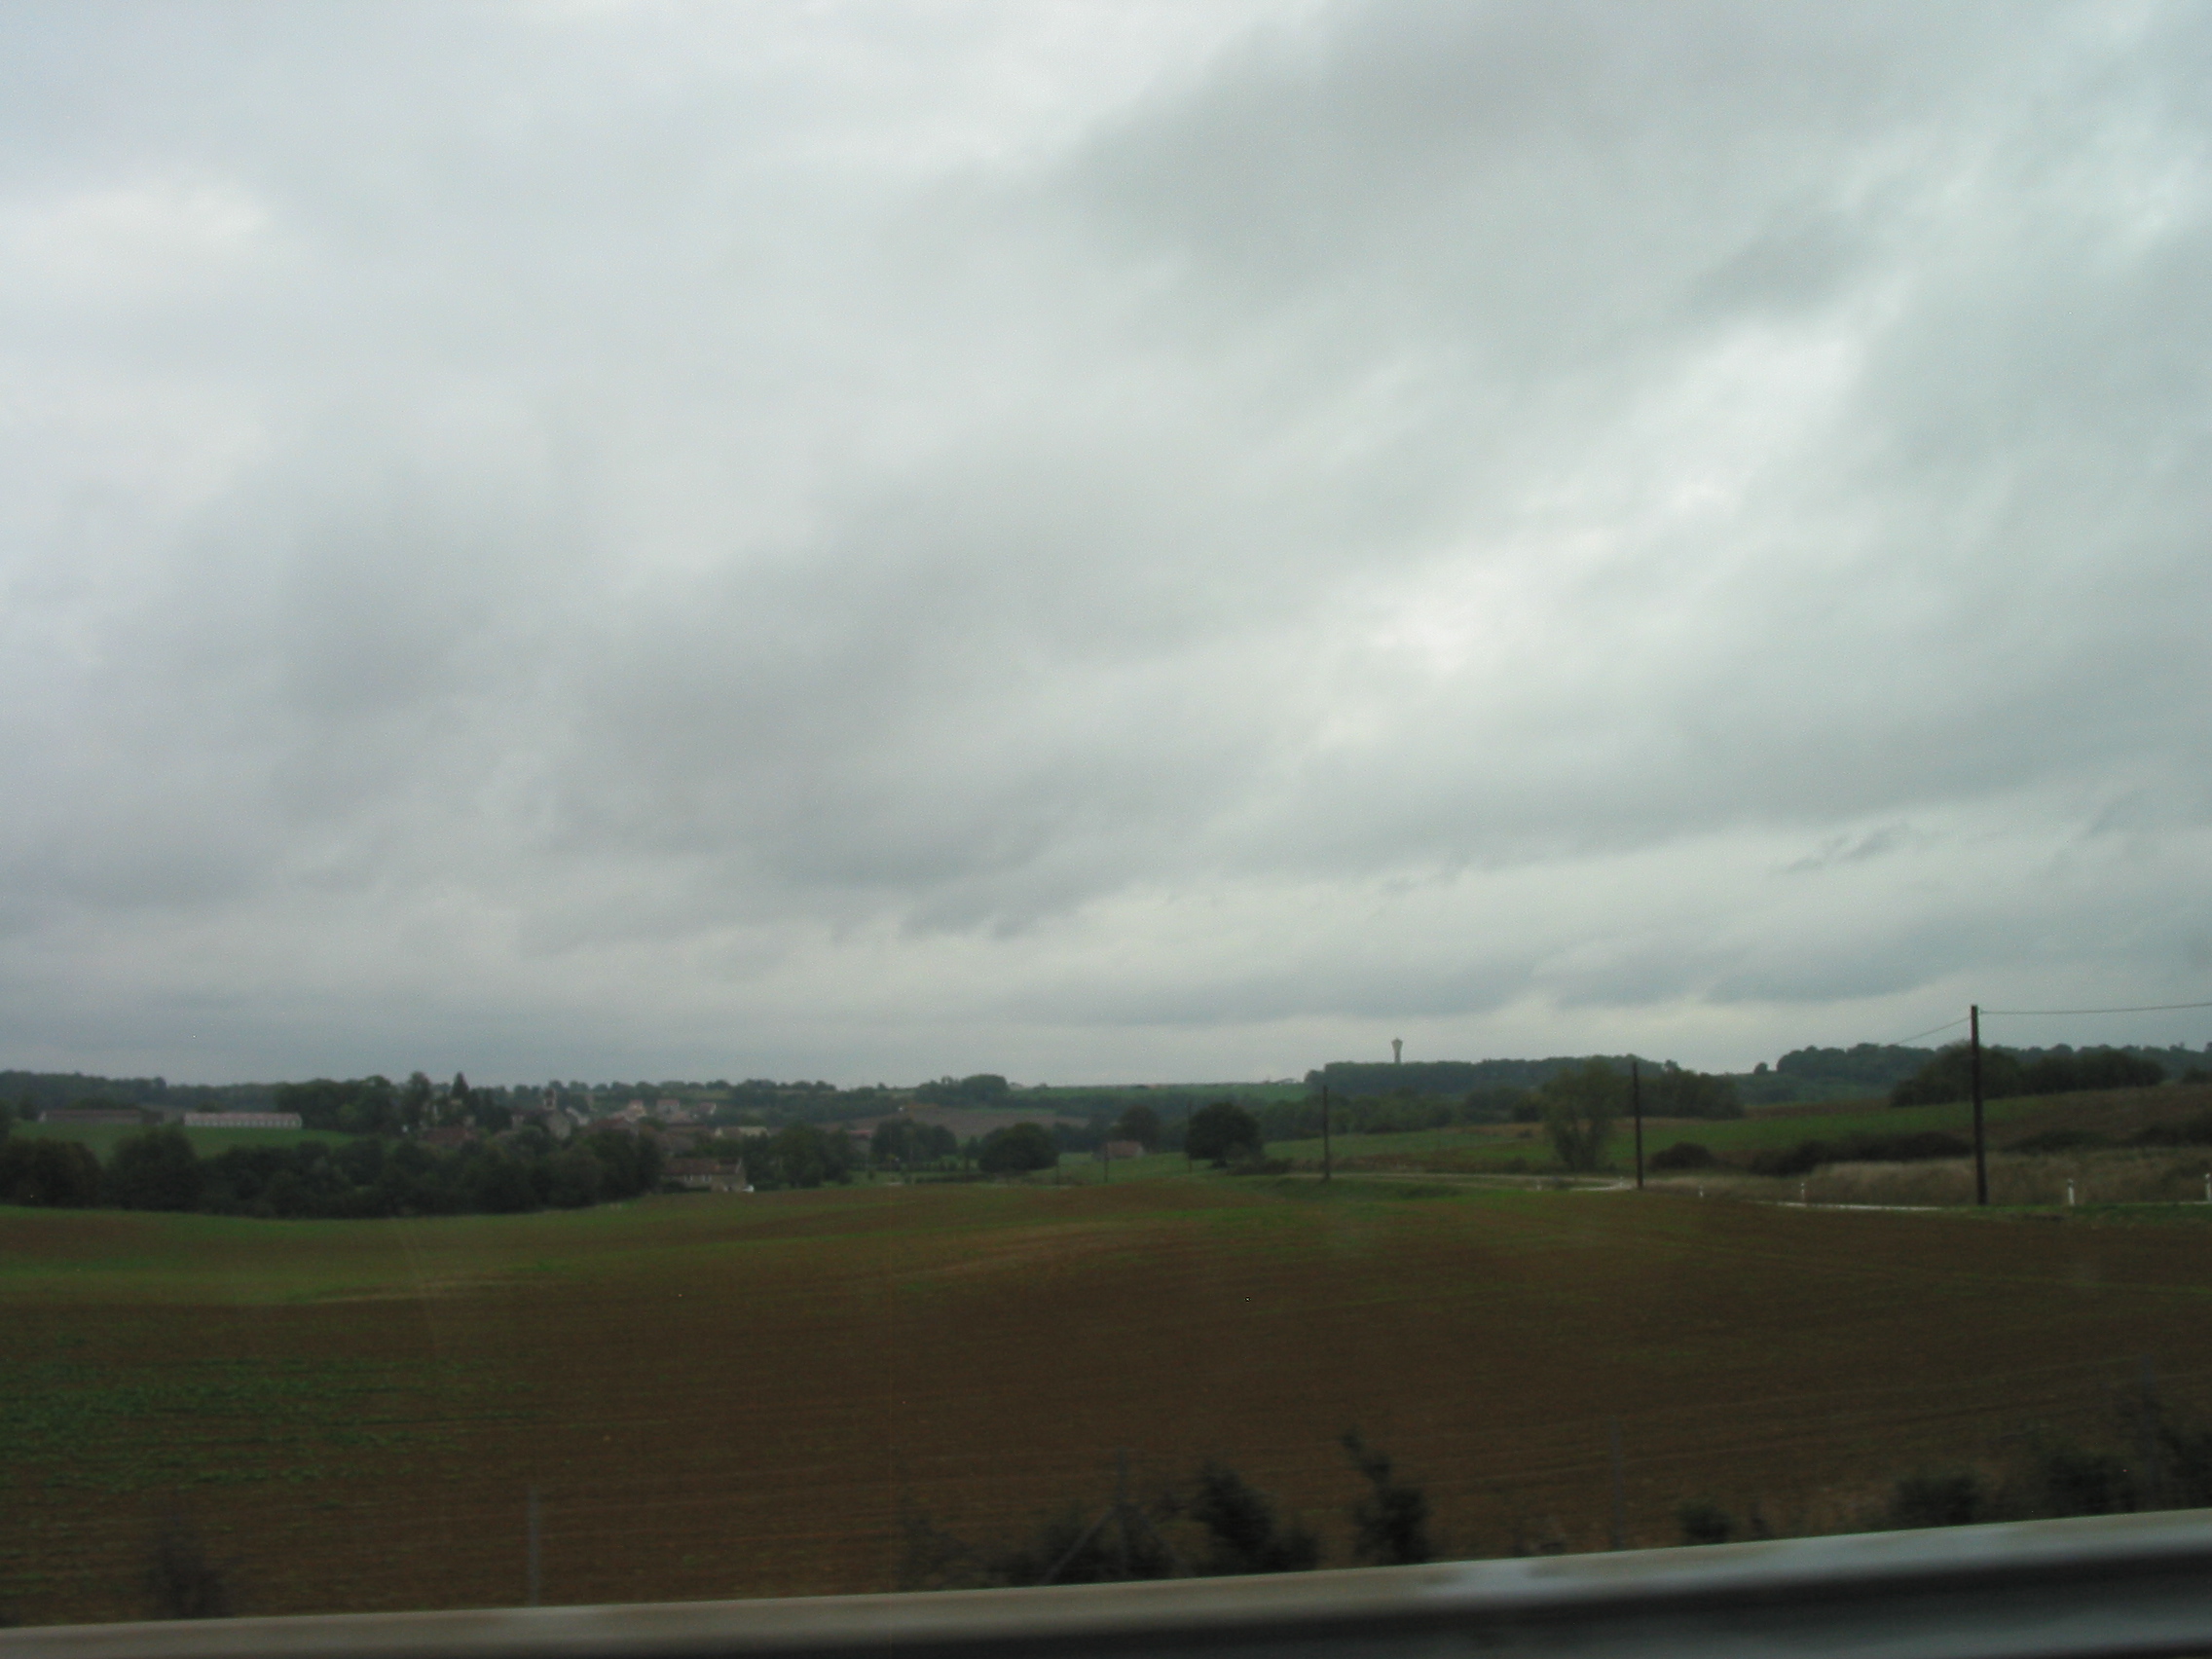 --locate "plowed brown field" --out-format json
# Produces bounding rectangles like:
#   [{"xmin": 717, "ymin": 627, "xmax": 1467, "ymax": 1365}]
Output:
[{"xmin": 5, "ymin": 1180, "xmax": 2211, "ymax": 1624}]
